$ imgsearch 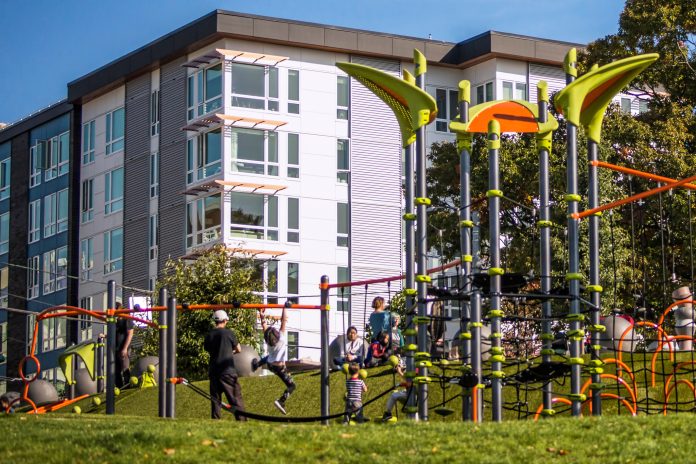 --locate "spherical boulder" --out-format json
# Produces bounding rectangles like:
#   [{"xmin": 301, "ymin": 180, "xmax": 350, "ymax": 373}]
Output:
[
  {"xmin": 232, "ymin": 344, "xmax": 261, "ymax": 377},
  {"xmin": 27, "ymin": 379, "xmax": 58, "ymax": 405},
  {"xmin": 599, "ymin": 315, "xmax": 637, "ymax": 352},
  {"xmin": 74, "ymin": 368, "xmax": 98, "ymax": 396}
]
